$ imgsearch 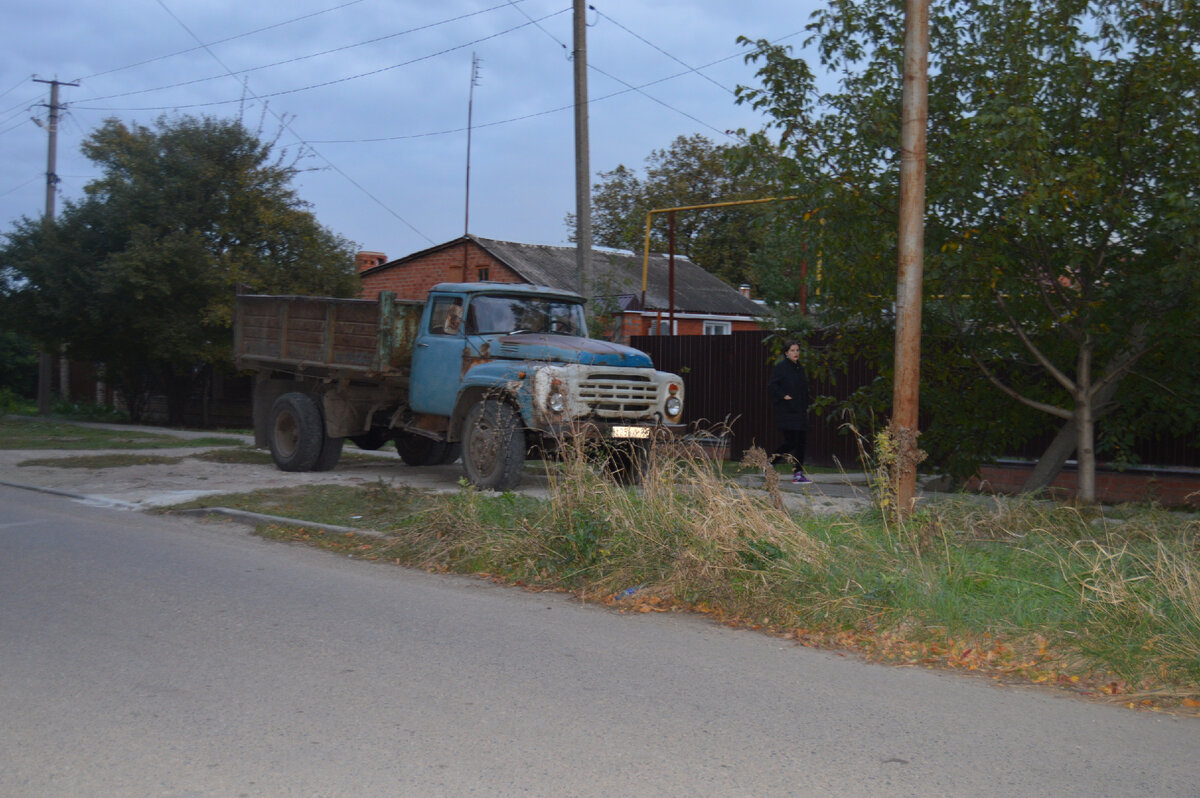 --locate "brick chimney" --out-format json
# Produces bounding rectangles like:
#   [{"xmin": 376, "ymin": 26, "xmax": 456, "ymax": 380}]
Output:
[
  {"xmin": 356, "ymin": 251, "xmax": 387, "ymax": 272},
  {"xmin": 739, "ymin": 283, "xmax": 752, "ymax": 298}
]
